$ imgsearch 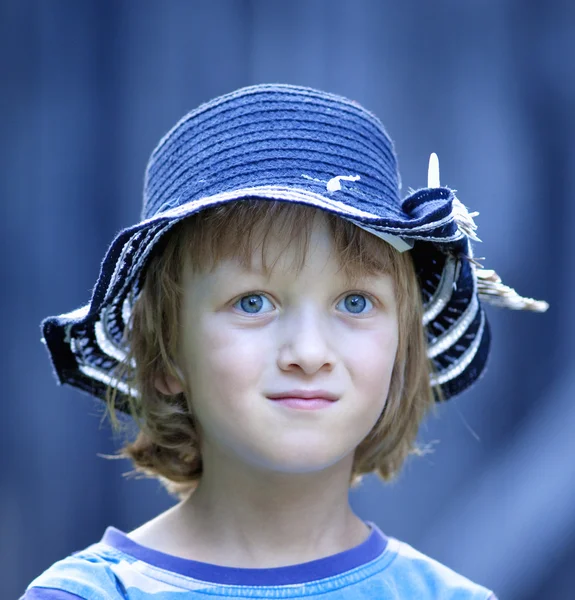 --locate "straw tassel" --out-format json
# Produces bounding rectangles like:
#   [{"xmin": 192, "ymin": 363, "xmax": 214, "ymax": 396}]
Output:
[
  {"xmin": 427, "ymin": 153, "xmax": 548, "ymax": 313},
  {"xmin": 452, "ymin": 196, "xmax": 481, "ymax": 242},
  {"xmin": 476, "ymin": 268, "xmax": 549, "ymax": 312}
]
